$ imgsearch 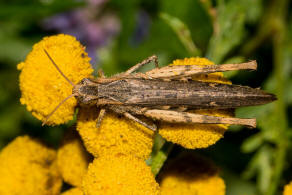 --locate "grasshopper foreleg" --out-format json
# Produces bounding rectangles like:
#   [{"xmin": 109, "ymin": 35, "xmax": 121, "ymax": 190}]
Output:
[{"xmin": 96, "ymin": 108, "xmax": 106, "ymax": 129}]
